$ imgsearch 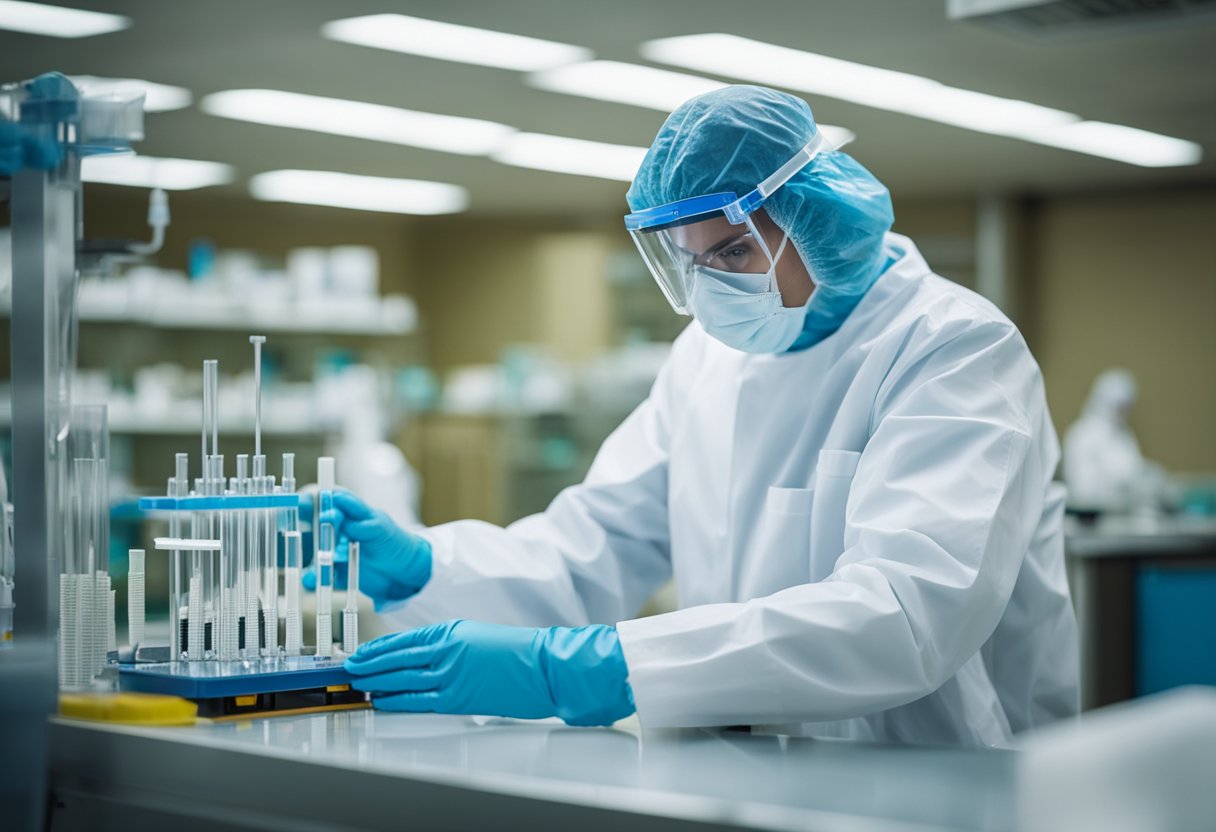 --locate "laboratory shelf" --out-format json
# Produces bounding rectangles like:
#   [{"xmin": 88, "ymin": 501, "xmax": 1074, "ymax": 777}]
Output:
[
  {"xmin": 0, "ymin": 301, "xmax": 416, "ymax": 336},
  {"xmin": 0, "ymin": 409, "xmax": 329, "ymax": 437}
]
